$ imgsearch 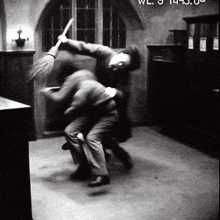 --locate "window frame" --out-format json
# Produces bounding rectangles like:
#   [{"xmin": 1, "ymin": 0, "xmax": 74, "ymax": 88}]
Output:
[{"xmin": 42, "ymin": 0, "xmax": 126, "ymax": 51}]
